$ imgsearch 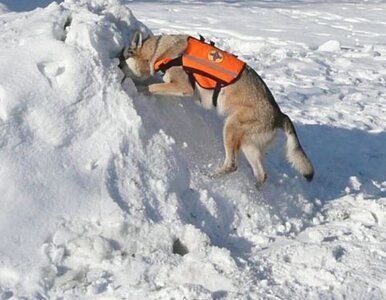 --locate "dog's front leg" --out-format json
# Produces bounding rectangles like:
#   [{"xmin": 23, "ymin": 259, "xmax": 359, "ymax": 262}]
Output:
[
  {"xmin": 149, "ymin": 67, "xmax": 194, "ymax": 97},
  {"xmin": 148, "ymin": 82, "xmax": 193, "ymax": 96}
]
